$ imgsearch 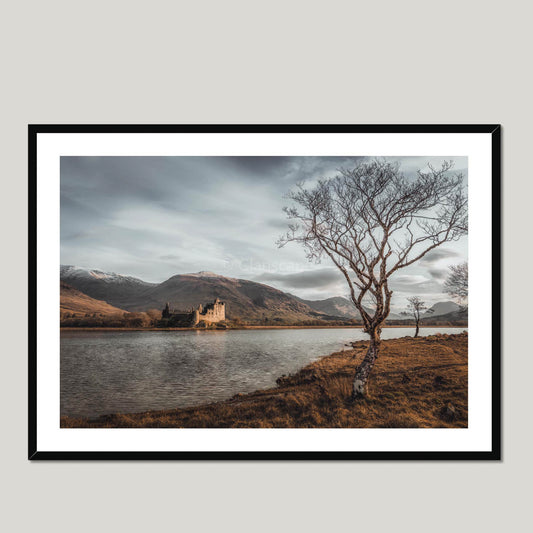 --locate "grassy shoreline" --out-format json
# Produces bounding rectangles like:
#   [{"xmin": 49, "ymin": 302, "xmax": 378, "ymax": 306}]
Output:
[{"xmin": 61, "ymin": 332, "xmax": 468, "ymax": 429}]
